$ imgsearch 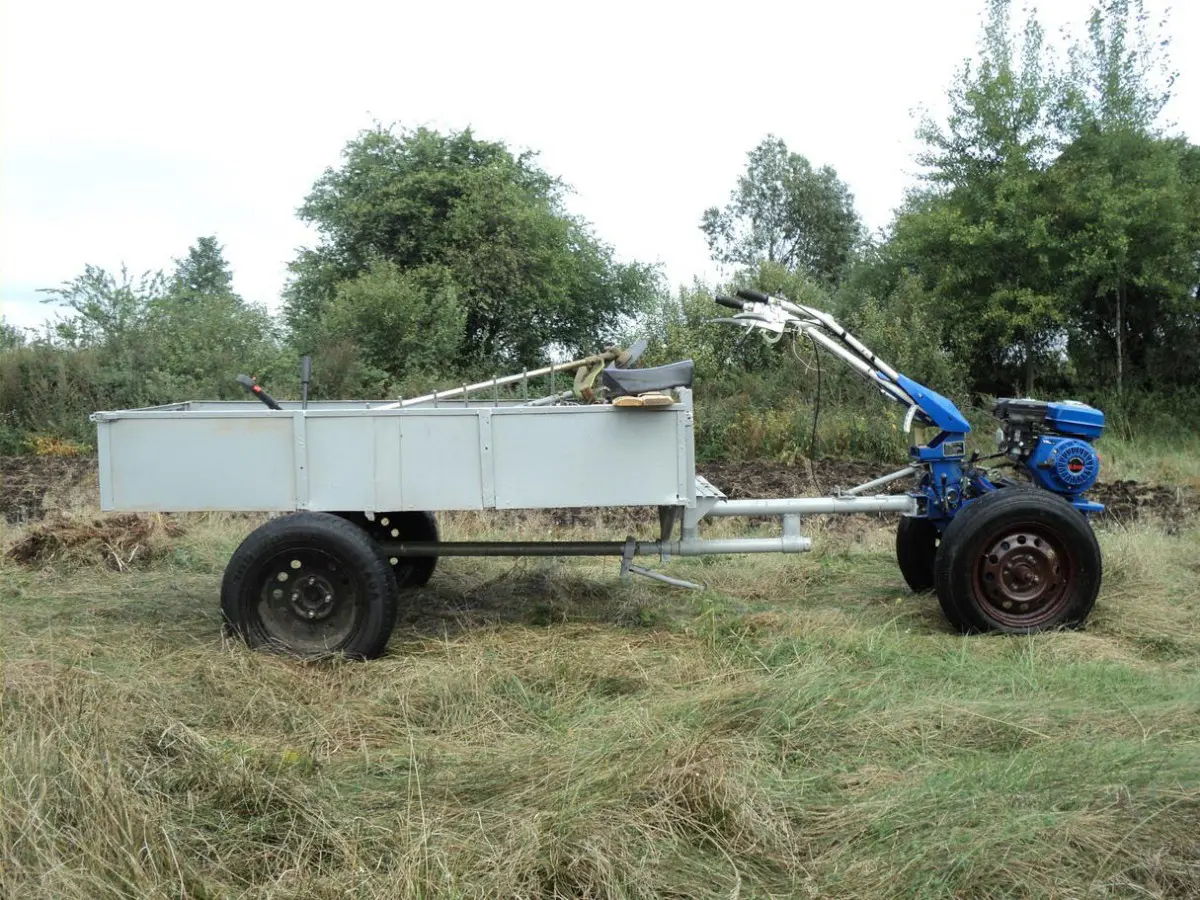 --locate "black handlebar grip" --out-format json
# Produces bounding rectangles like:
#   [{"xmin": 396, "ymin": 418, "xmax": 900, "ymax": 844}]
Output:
[
  {"xmin": 736, "ymin": 288, "xmax": 771, "ymax": 303},
  {"xmin": 714, "ymin": 295, "xmax": 744, "ymax": 310},
  {"xmin": 236, "ymin": 374, "xmax": 283, "ymax": 410}
]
